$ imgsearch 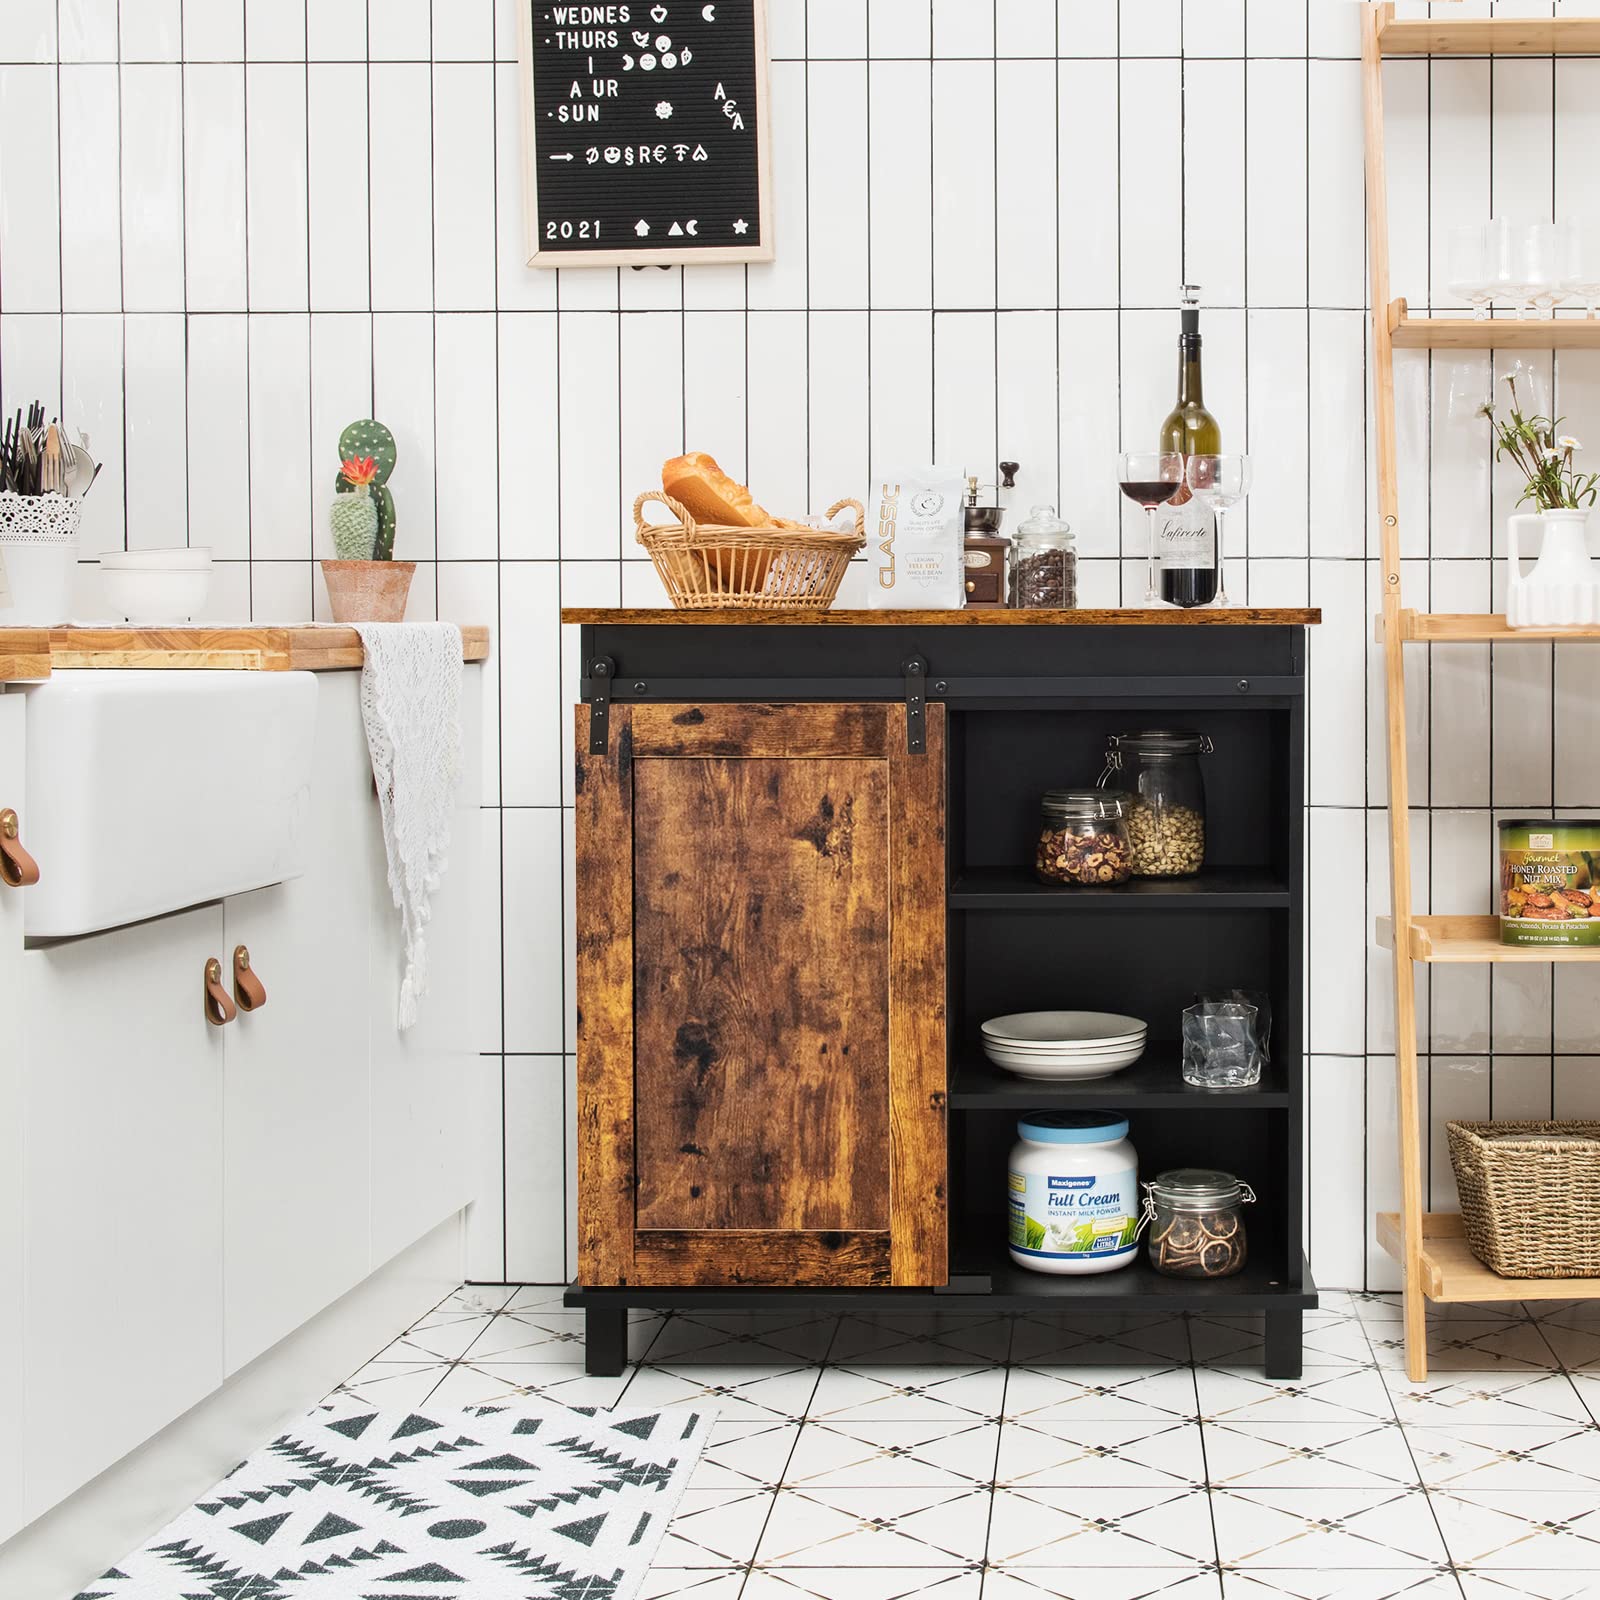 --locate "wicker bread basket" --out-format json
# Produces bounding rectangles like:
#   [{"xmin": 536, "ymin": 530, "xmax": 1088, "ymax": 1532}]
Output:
[
  {"xmin": 1446, "ymin": 1119, "xmax": 1600, "ymax": 1277},
  {"xmin": 634, "ymin": 492, "xmax": 865, "ymax": 611}
]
